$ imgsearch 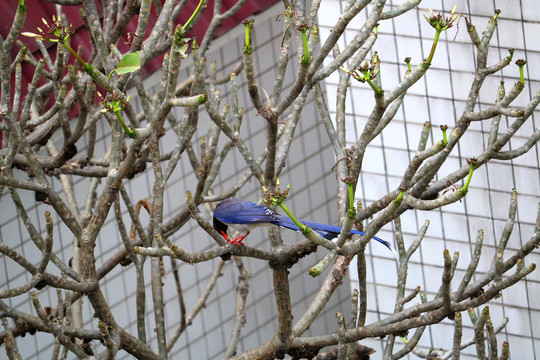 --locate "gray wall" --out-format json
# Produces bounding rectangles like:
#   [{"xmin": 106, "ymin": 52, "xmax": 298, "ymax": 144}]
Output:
[
  {"xmin": 318, "ymin": 0, "xmax": 540, "ymax": 358},
  {"xmin": 1, "ymin": 1, "xmax": 539, "ymax": 359}
]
